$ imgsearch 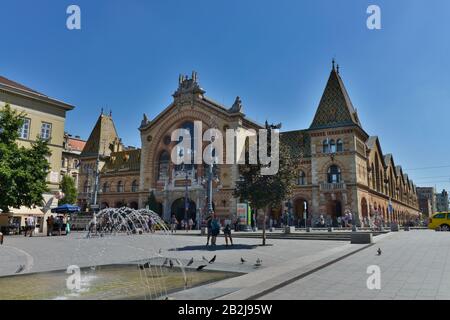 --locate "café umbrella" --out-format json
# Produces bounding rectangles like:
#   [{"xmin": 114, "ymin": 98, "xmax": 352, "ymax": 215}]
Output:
[{"xmin": 51, "ymin": 204, "xmax": 81, "ymax": 214}]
